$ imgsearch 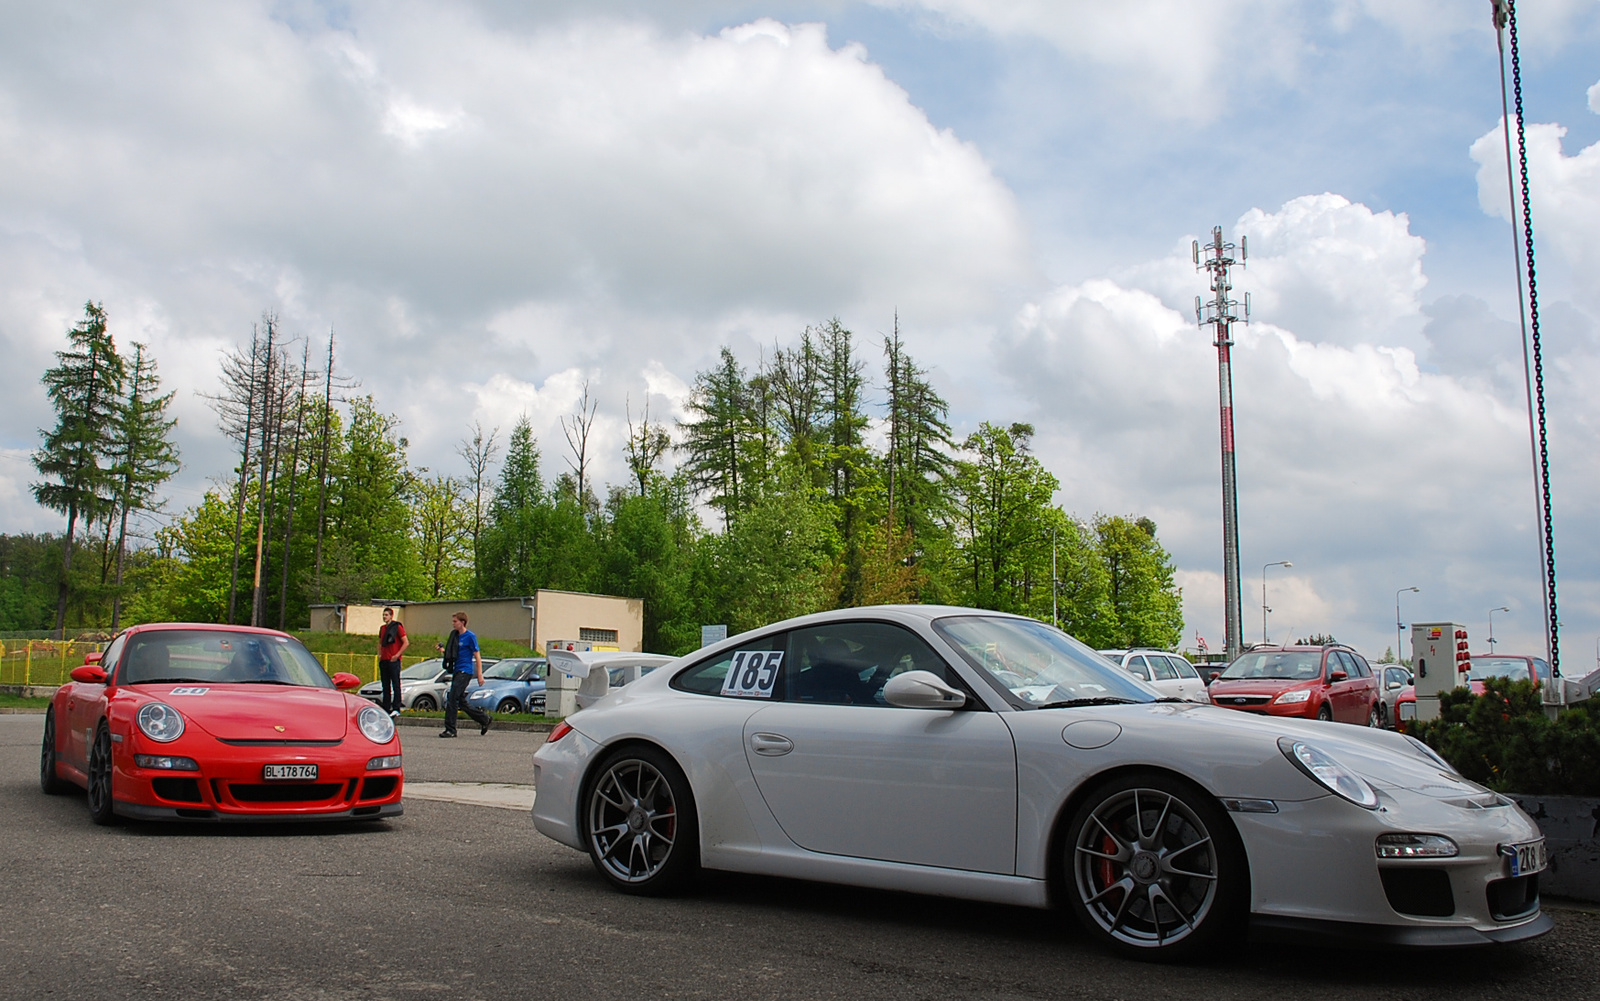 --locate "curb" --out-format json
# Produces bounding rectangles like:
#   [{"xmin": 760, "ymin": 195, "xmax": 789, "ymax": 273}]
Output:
[
  {"xmin": 0, "ymin": 707, "xmax": 47, "ymax": 714},
  {"xmin": 395, "ymin": 715, "xmax": 554, "ymax": 734}
]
